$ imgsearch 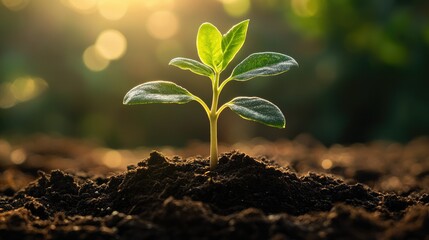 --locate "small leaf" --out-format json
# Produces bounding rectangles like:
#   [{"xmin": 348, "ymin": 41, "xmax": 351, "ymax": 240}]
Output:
[
  {"xmin": 230, "ymin": 52, "xmax": 298, "ymax": 81},
  {"xmin": 197, "ymin": 22, "xmax": 223, "ymax": 71},
  {"xmin": 169, "ymin": 57, "xmax": 214, "ymax": 77},
  {"xmin": 123, "ymin": 81, "xmax": 196, "ymax": 105},
  {"xmin": 226, "ymin": 96, "xmax": 285, "ymax": 128},
  {"xmin": 221, "ymin": 19, "xmax": 249, "ymax": 71}
]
